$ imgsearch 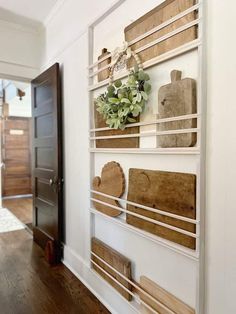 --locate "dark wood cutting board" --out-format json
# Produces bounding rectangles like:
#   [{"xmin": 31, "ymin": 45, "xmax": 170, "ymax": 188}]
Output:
[
  {"xmin": 125, "ymin": 0, "xmax": 198, "ymax": 68},
  {"xmin": 126, "ymin": 168, "xmax": 196, "ymax": 249},
  {"xmin": 158, "ymin": 70, "xmax": 197, "ymax": 147},
  {"xmin": 91, "ymin": 238, "xmax": 132, "ymax": 301}
]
